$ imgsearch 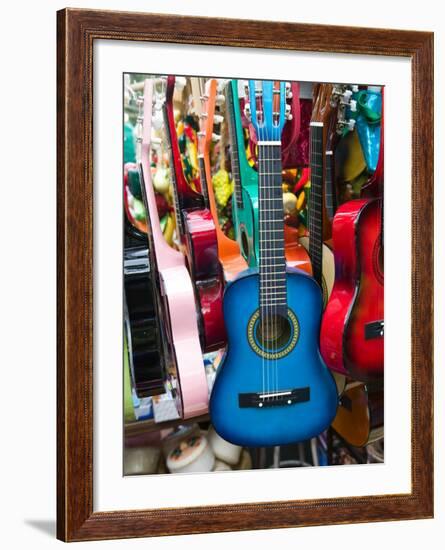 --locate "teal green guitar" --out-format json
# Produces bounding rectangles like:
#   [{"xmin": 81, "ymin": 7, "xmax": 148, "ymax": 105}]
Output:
[{"xmin": 226, "ymin": 80, "xmax": 259, "ymax": 267}]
